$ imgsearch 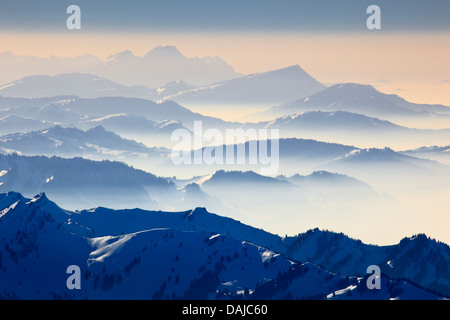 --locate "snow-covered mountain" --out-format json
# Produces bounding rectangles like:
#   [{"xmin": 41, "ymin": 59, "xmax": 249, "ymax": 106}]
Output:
[
  {"xmin": 151, "ymin": 80, "xmax": 196, "ymax": 99},
  {"xmin": 321, "ymin": 147, "xmax": 450, "ymax": 183},
  {"xmin": 0, "ymin": 73, "xmax": 155, "ymax": 99},
  {"xmin": 401, "ymin": 145, "xmax": 450, "ymax": 166},
  {"xmin": 253, "ymin": 110, "xmax": 450, "ymax": 149},
  {"xmin": 88, "ymin": 114, "xmax": 190, "ymax": 148},
  {"xmin": 0, "ymin": 95, "xmax": 232, "ymax": 144},
  {"xmin": 260, "ymin": 111, "xmax": 403, "ymax": 131},
  {"xmin": 70, "ymin": 202, "xmax": 450, "ymax": 299},
  {"xmin": 0, "ymin": 96, "xmax": 83, "ymax": 124},
  {"xmin": 0, "ymin": 95, "xmax": 76, "ymax": 109},
  {"xmin": 162, "ymin": 65, "xmax": 326, "ymax": 109},
  {"xmin": 49, "ymin": 96, "xmax": 231, "ymax": 130},
  {"xmin": 282, "ymin": 228, "xmax": 450, "ymax": 298},
  {"xmin": 263, "ymin": 83, "xmax": 450, "ymax": 120},
  {"xmin": 0, "ymin": 125, "xmax": 165, "ymax": 159},
  {"xmin": 2, "ymin": 93, "xmax": 447, "ymax": 150},
  {"xmin": 0, "ymin": 192, "xmax": 446, "ymax": 300}
]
